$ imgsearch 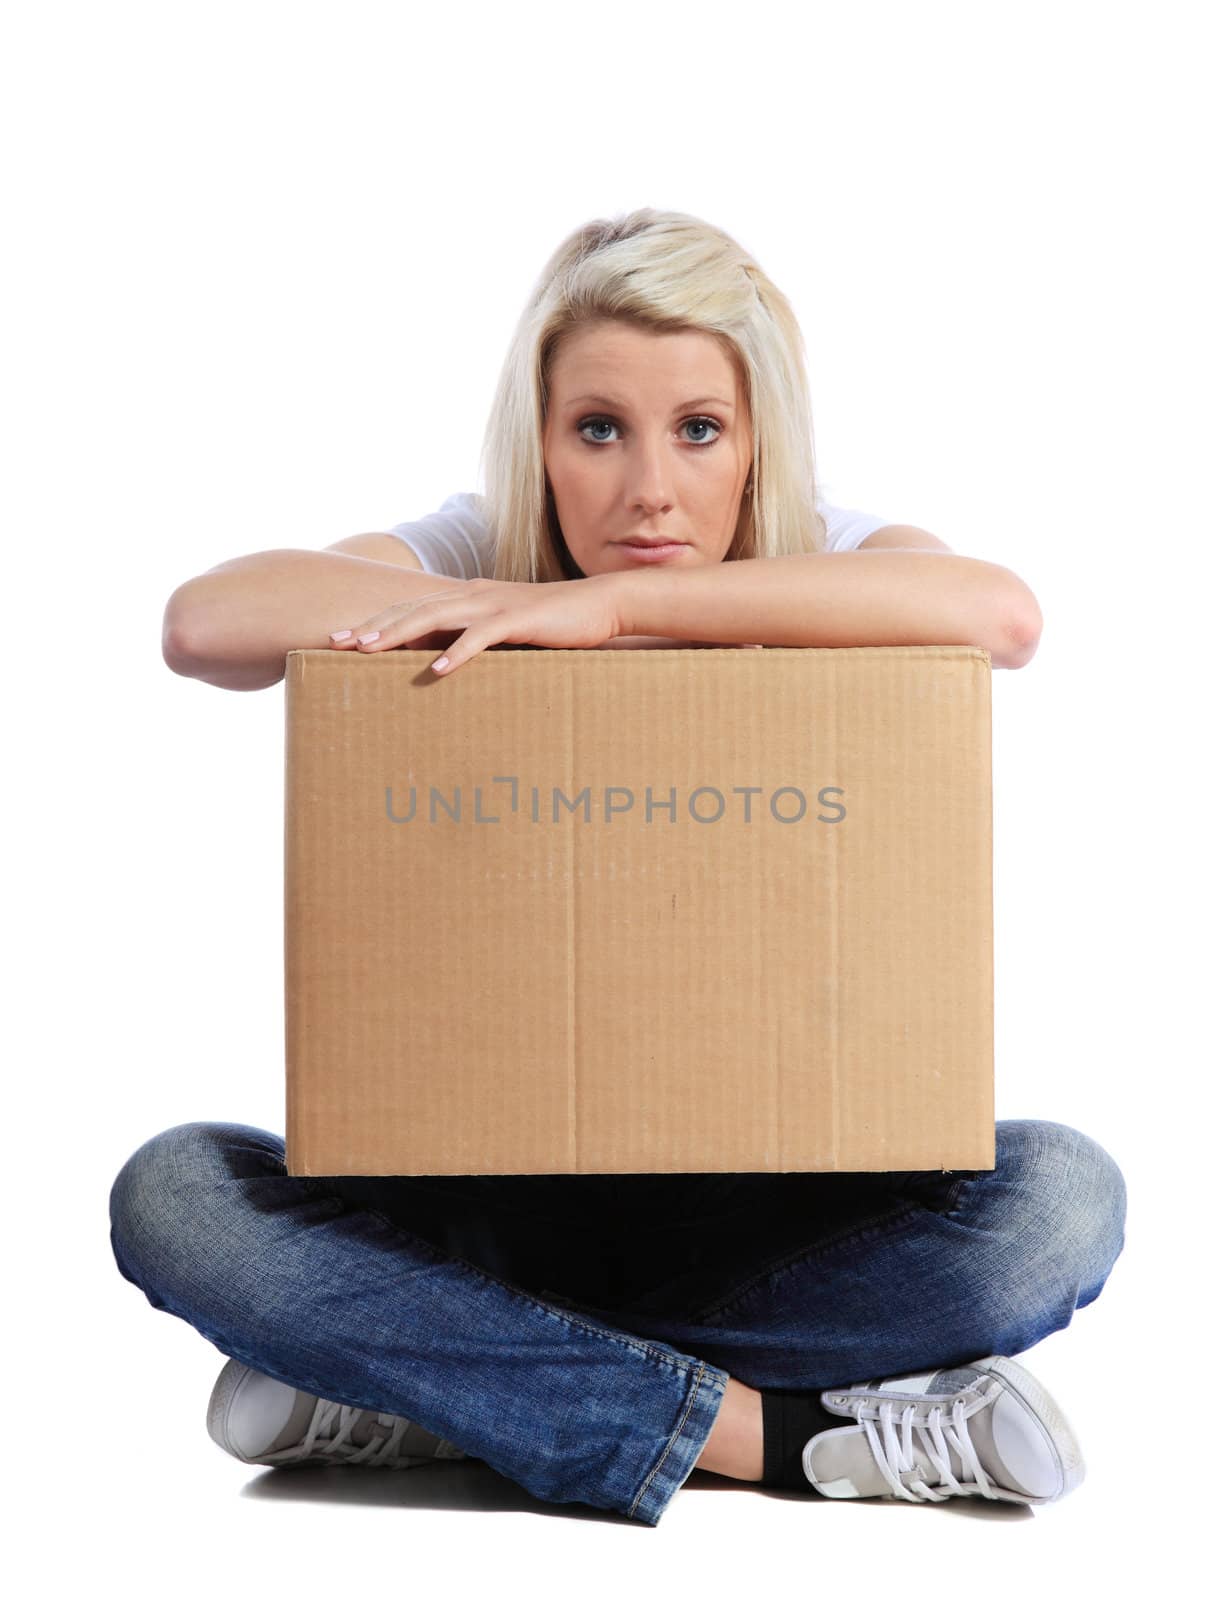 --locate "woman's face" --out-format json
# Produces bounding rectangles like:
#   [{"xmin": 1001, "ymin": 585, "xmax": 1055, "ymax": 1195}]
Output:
[{"xmin": 541, "ymin": 319, "xmax": 753, "ymax": 577}]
